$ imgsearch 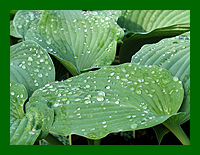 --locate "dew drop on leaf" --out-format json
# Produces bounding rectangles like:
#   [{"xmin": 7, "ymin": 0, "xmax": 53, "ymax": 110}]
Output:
[
  {"xmin": 97, "ymin": 96, "xmax": 104, "ymax": 101},
  {"xmin": 130, "ymin": 124, "xmax": 138, "ymax": 129},
  {"xmin": 173, "ymin": 76, "xmax": 179, "ymax": 82}
]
